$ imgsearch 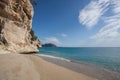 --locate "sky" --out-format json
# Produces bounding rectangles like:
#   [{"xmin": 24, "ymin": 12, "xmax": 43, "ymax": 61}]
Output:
[{"xmin": 32, "ymin": 0, "xmax": 120, "ymax": 47}]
